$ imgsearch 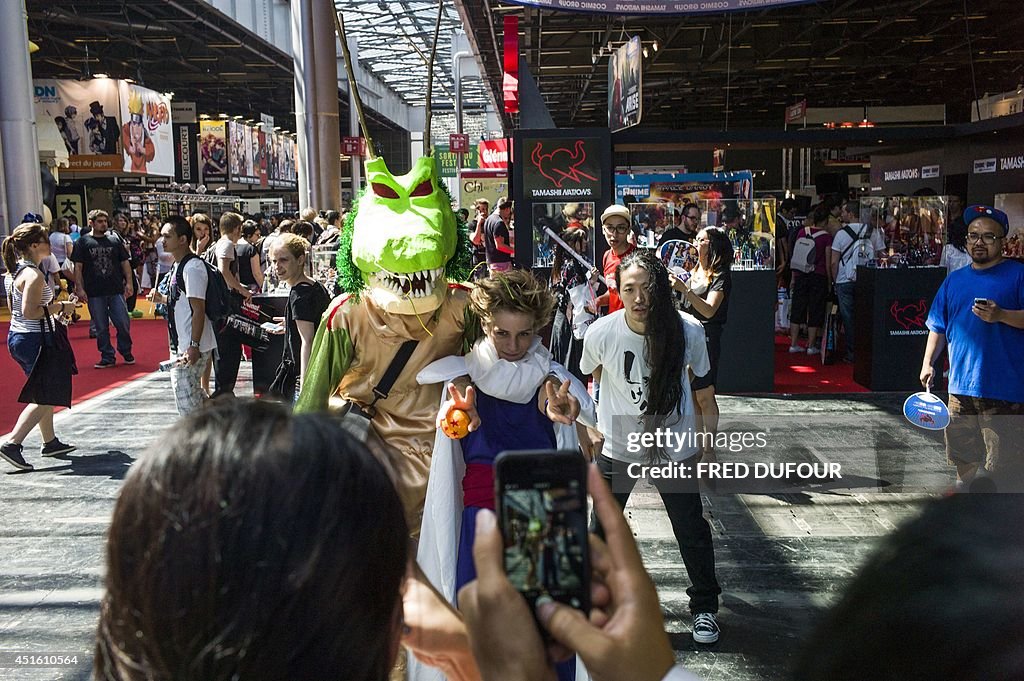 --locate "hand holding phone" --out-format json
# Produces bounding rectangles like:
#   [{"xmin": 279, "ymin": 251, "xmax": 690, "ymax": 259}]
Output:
[{"xmin": 973, "ymin": 297, "xmax": 990, "ymax": 308}]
